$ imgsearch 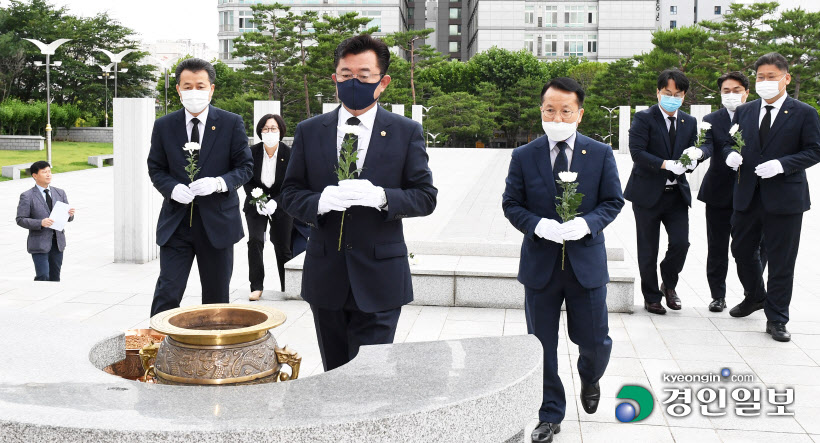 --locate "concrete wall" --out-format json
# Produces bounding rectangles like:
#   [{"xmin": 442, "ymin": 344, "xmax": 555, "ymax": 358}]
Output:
[
  {"xmin": 52, "ymin": 127, "xmax": 113, "ymax": 144},
  {"xmin": 0, "ymin": 135, "xmax": 44, "ymax": 151}
]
